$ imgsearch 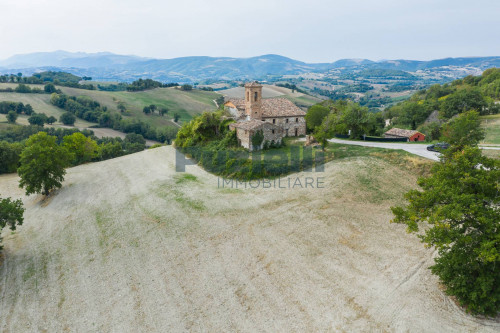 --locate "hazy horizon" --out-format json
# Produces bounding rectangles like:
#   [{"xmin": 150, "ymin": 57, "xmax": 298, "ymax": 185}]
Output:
[
  {"xmin": 1, "ymin": 0, "xmax": 499, "ymax": 63},
  {"xmin": 1, "ymin": 50, "xmax": 500, "ymax": 64}
]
